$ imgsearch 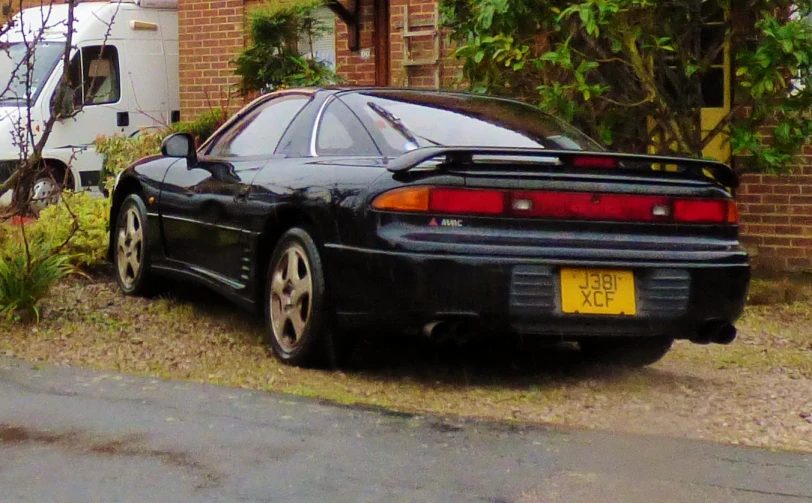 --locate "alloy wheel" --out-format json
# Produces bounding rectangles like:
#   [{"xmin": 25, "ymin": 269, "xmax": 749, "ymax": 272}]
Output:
[
  {"xmin": 117, "ymin": 206, "xmax": 144, "ymax": 288},
  {"xmin": 269, "ymin": 244, "xmax": 313, "ymax": 352}
]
